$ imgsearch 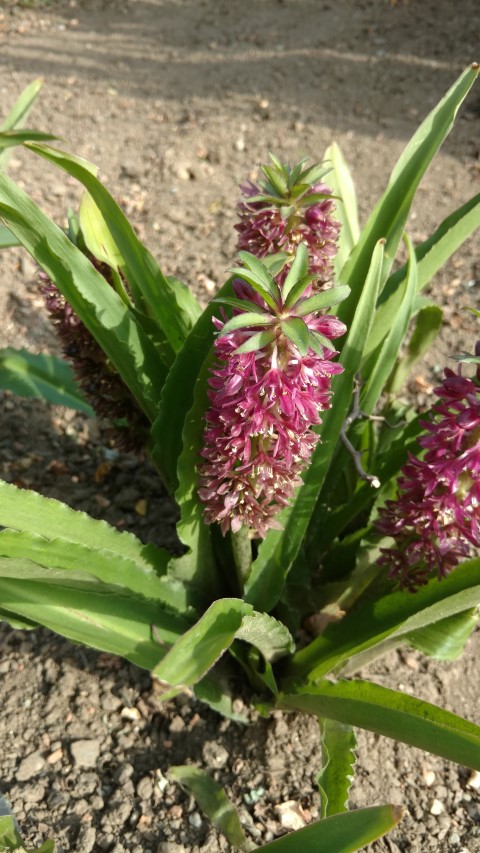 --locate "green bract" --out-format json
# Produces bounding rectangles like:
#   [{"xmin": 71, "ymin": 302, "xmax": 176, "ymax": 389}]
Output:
[{"xmin": 1, "ymin": 65, "xmax": 480, "ymax": 852}]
